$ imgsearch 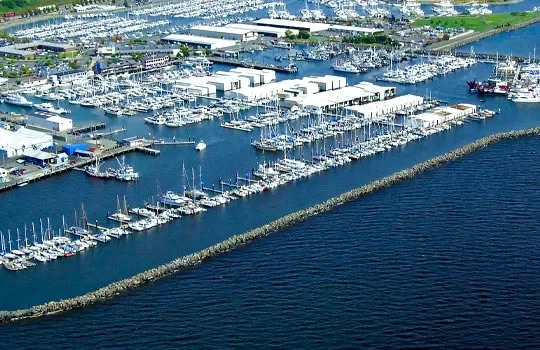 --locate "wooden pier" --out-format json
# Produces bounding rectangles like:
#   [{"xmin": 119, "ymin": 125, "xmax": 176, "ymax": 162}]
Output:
[
  {"xmin": 92, "ymin": 127, "xmax": 127, "ymax": 139},
  {"xmin": 135, "ymin": 146, "xmax": 160, "ymax": 155},
  {"xmin": 143, "ymin": 138, "xmax": 195, "ymax": 146},
  {"xmin": 72, "ymin": 122, "xmax": 107, "ymax": 134},
  {"xmin": 416, "ymin": 49, "xmax": 530, "ymax": 63},
  {"xmin": 207, "ymin": 56, "xmax": 298, "ymax": 73},
  {"xmin": 0, "ymin": 143, "xmax": 160, "ymax": 193}
]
